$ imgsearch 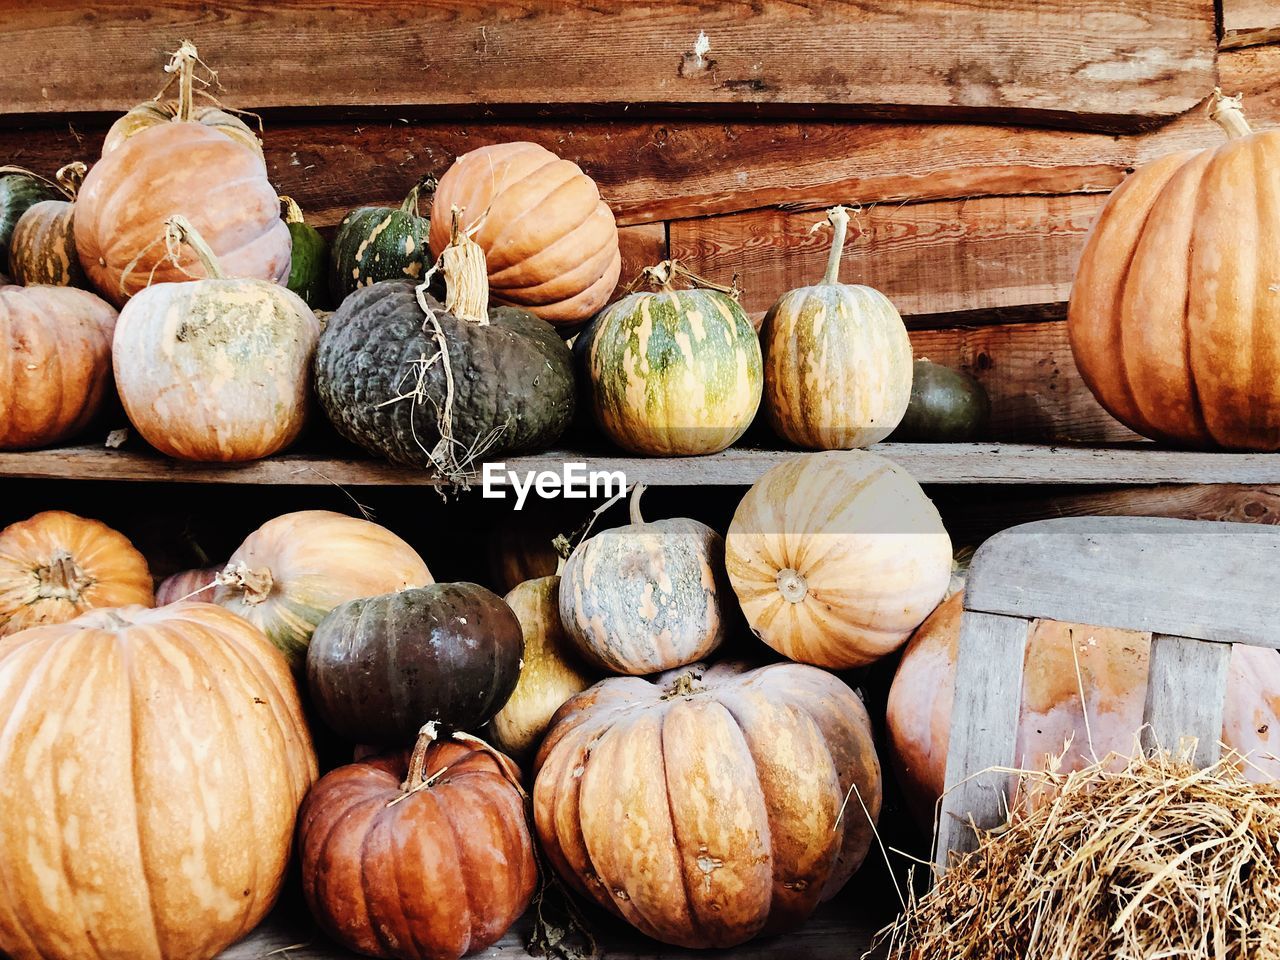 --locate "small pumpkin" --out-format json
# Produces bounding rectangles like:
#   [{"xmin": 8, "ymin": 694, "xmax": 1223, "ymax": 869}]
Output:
[
  {"xmin": 0, "ymin": 602, "xmax": 316, "ymax": 960},
  {"xmin": 279, "ymin": 196, "xmax": 329, "ymax": 309},
  {"xmin": 329, "ymin": 180, "xmax": 430, "ymax": 304},
  {"xmin": 559, "ymin": 484, "xmax": 730, "ymax": 675},
  {"xmin": 889, "ymin": 358, "xmax": 991, "ymax": 442},
  {"xmin": 8, "ymin": 162, "xmax": 89, "ymax": 288},
  {"xmin": 154, "ymin": 565, "xmax": 220, "ymax": 605},
  {"xmin": 491, "ymin": 575, "xmax": 596, "ymax": 757},
  {"xmin": 0, "ymin": 284, "xmax": 117, "ymax": 450},
  {"xmin": 214, "ymin": 510, "xmax": 433, "ymax": 669},
  {"xmin": 725, "ymin": 450, "xmax": 952, "ymax": 668},
  {"xmin": 101, "ymin": 41, "xmax": 263, "ymax": 159},
  {"xmin": 299, "ymin": 726, "xmax": 536, "ymax": 960},
  {"xmin": 534, "ymin": 661, "xmax": 882, "ymax": 949},
  {"xmin": 0, "ymin": 510, "xmax": 153, "ymax": 637},
  {"xmin": 0, "ymin": 167, "xmax": 62, "ymax": 268},
  {"xmin": 761, "ymin": 206, "xmax": 913, "ymax": 449},
  {"xmin": 315, "ymin": 211, "xmax": 576, "ymax": 479},
  {"xmin": 577, "ymin": 261, "xmax": 762, "ymax": 455},
  {"xmin": 428, "ymin": 141, "xmax": 620, "ymax": 328},
  {"xmin": 307, "ymin": 582, "xmax": 523, "ymax": 745},
  {"xmin": 112, "ymin": 216, "xmax": 320, "ymax": 462}
]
